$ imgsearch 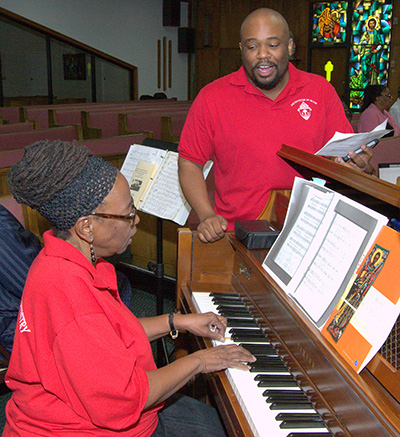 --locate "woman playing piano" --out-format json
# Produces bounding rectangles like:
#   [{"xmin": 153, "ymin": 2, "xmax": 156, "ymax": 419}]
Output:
[{"xmin": 3, "ymin": 140, "xmax": 255, "ymax": 436}]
